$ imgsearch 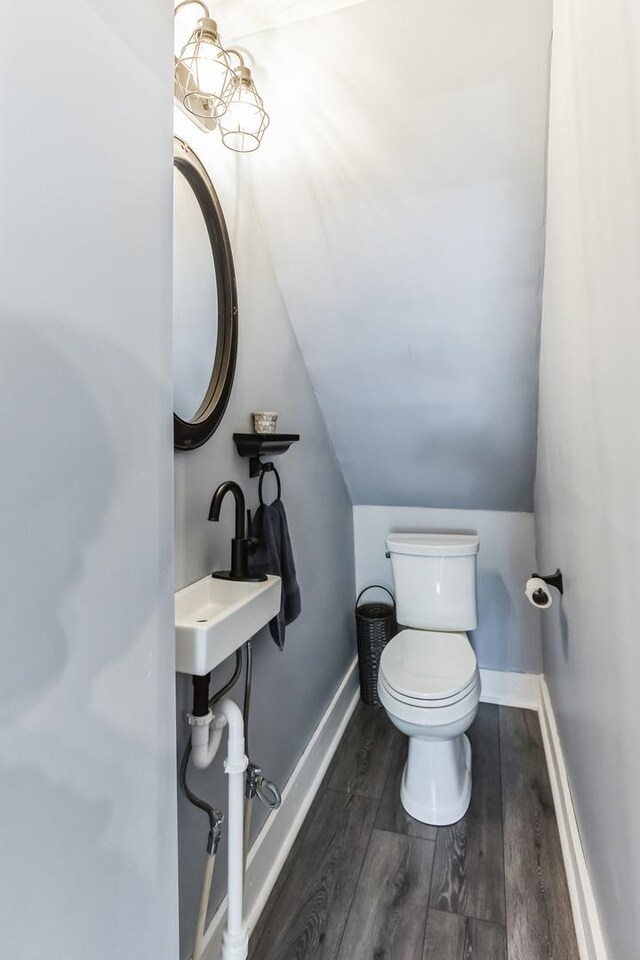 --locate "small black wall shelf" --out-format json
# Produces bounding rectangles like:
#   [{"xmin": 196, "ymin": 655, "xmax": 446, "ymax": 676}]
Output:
[{"xmin": 233, "ymin": 433, "xmax": 300, "ymax": 477}]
